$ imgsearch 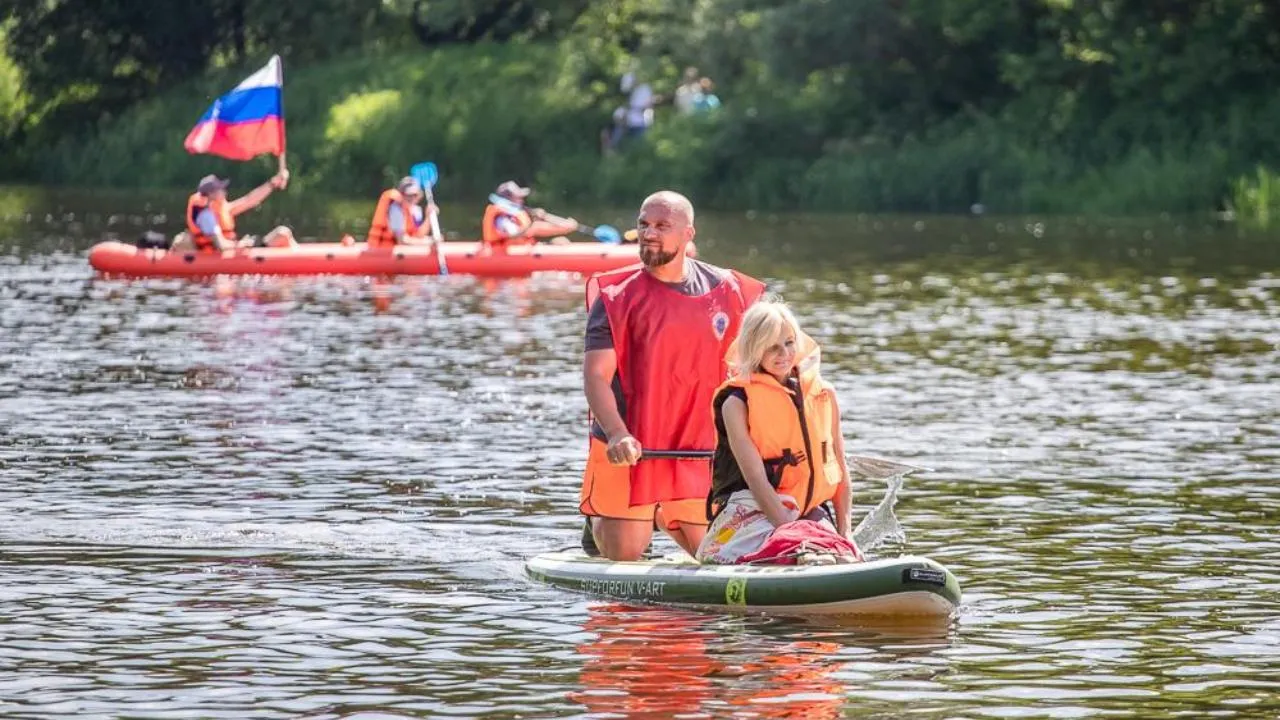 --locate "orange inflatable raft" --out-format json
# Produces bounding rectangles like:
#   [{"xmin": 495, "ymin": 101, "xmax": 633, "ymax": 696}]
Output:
[{"xmin": 87, "ymin": 240, "xmax": 640, "ymax": 278}]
